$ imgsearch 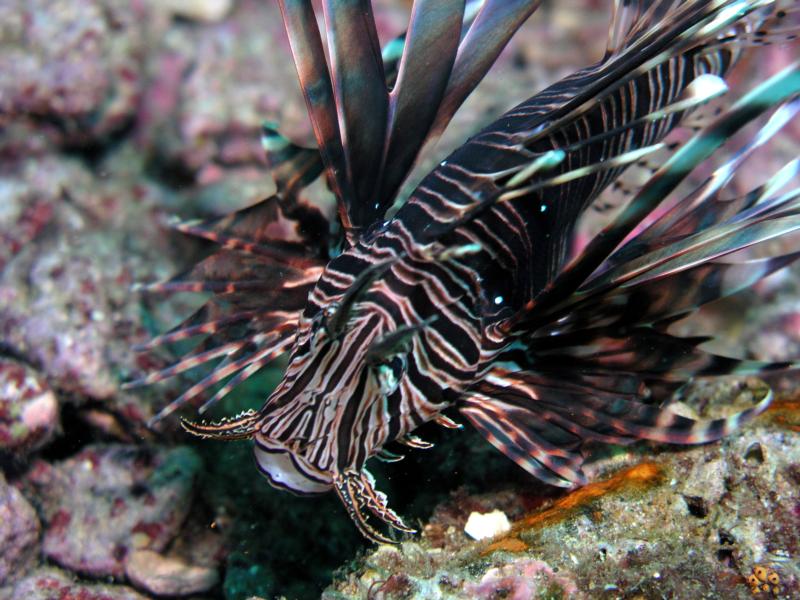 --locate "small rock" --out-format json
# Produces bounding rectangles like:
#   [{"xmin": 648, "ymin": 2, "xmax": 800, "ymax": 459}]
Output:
[
  {"xmin": 26, "ymin": 444, "xmax": 202, "ymax": 578},
  {"xmin": 0, "ymin": 473, "xmax": 40, "ymax": 585},
  {"xmin": 125, "ymin": 549, "xmax": 220, "ymax": 596},
  {"xmin": 464, "ymin": 509, "xmax": 511, "ymax": 541},
  {"xmin": 0, "ymin": 359, "xmax": 59, "ymax": 455},
  {"xmin": 156, "ymin": 0, "xmax": 233, "ymax": 22},
  {"xmin": 4, "ymin": 566, "xmax": 148, "ymax": 600}
]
